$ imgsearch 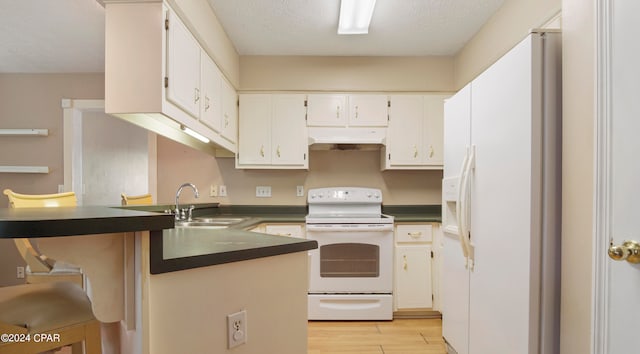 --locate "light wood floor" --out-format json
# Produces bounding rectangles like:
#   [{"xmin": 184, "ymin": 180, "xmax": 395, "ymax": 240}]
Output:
[{"xmin": 308, "ymin": 319, "xmax": 447, "ymax": 354}]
